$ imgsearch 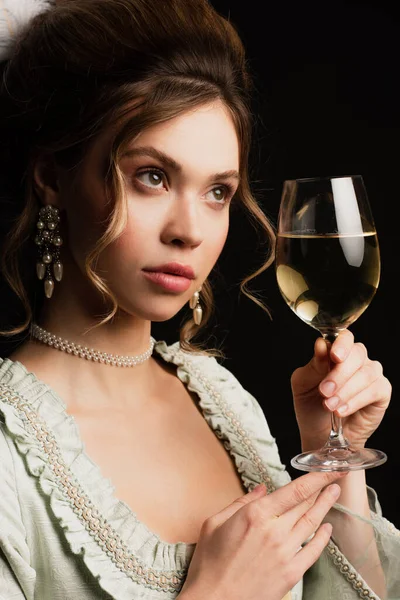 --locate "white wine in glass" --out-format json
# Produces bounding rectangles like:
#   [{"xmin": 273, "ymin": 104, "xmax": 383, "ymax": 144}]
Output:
[{"xmin": 275, "ymin": 175, "xmax": 387, "ymax": 471}]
